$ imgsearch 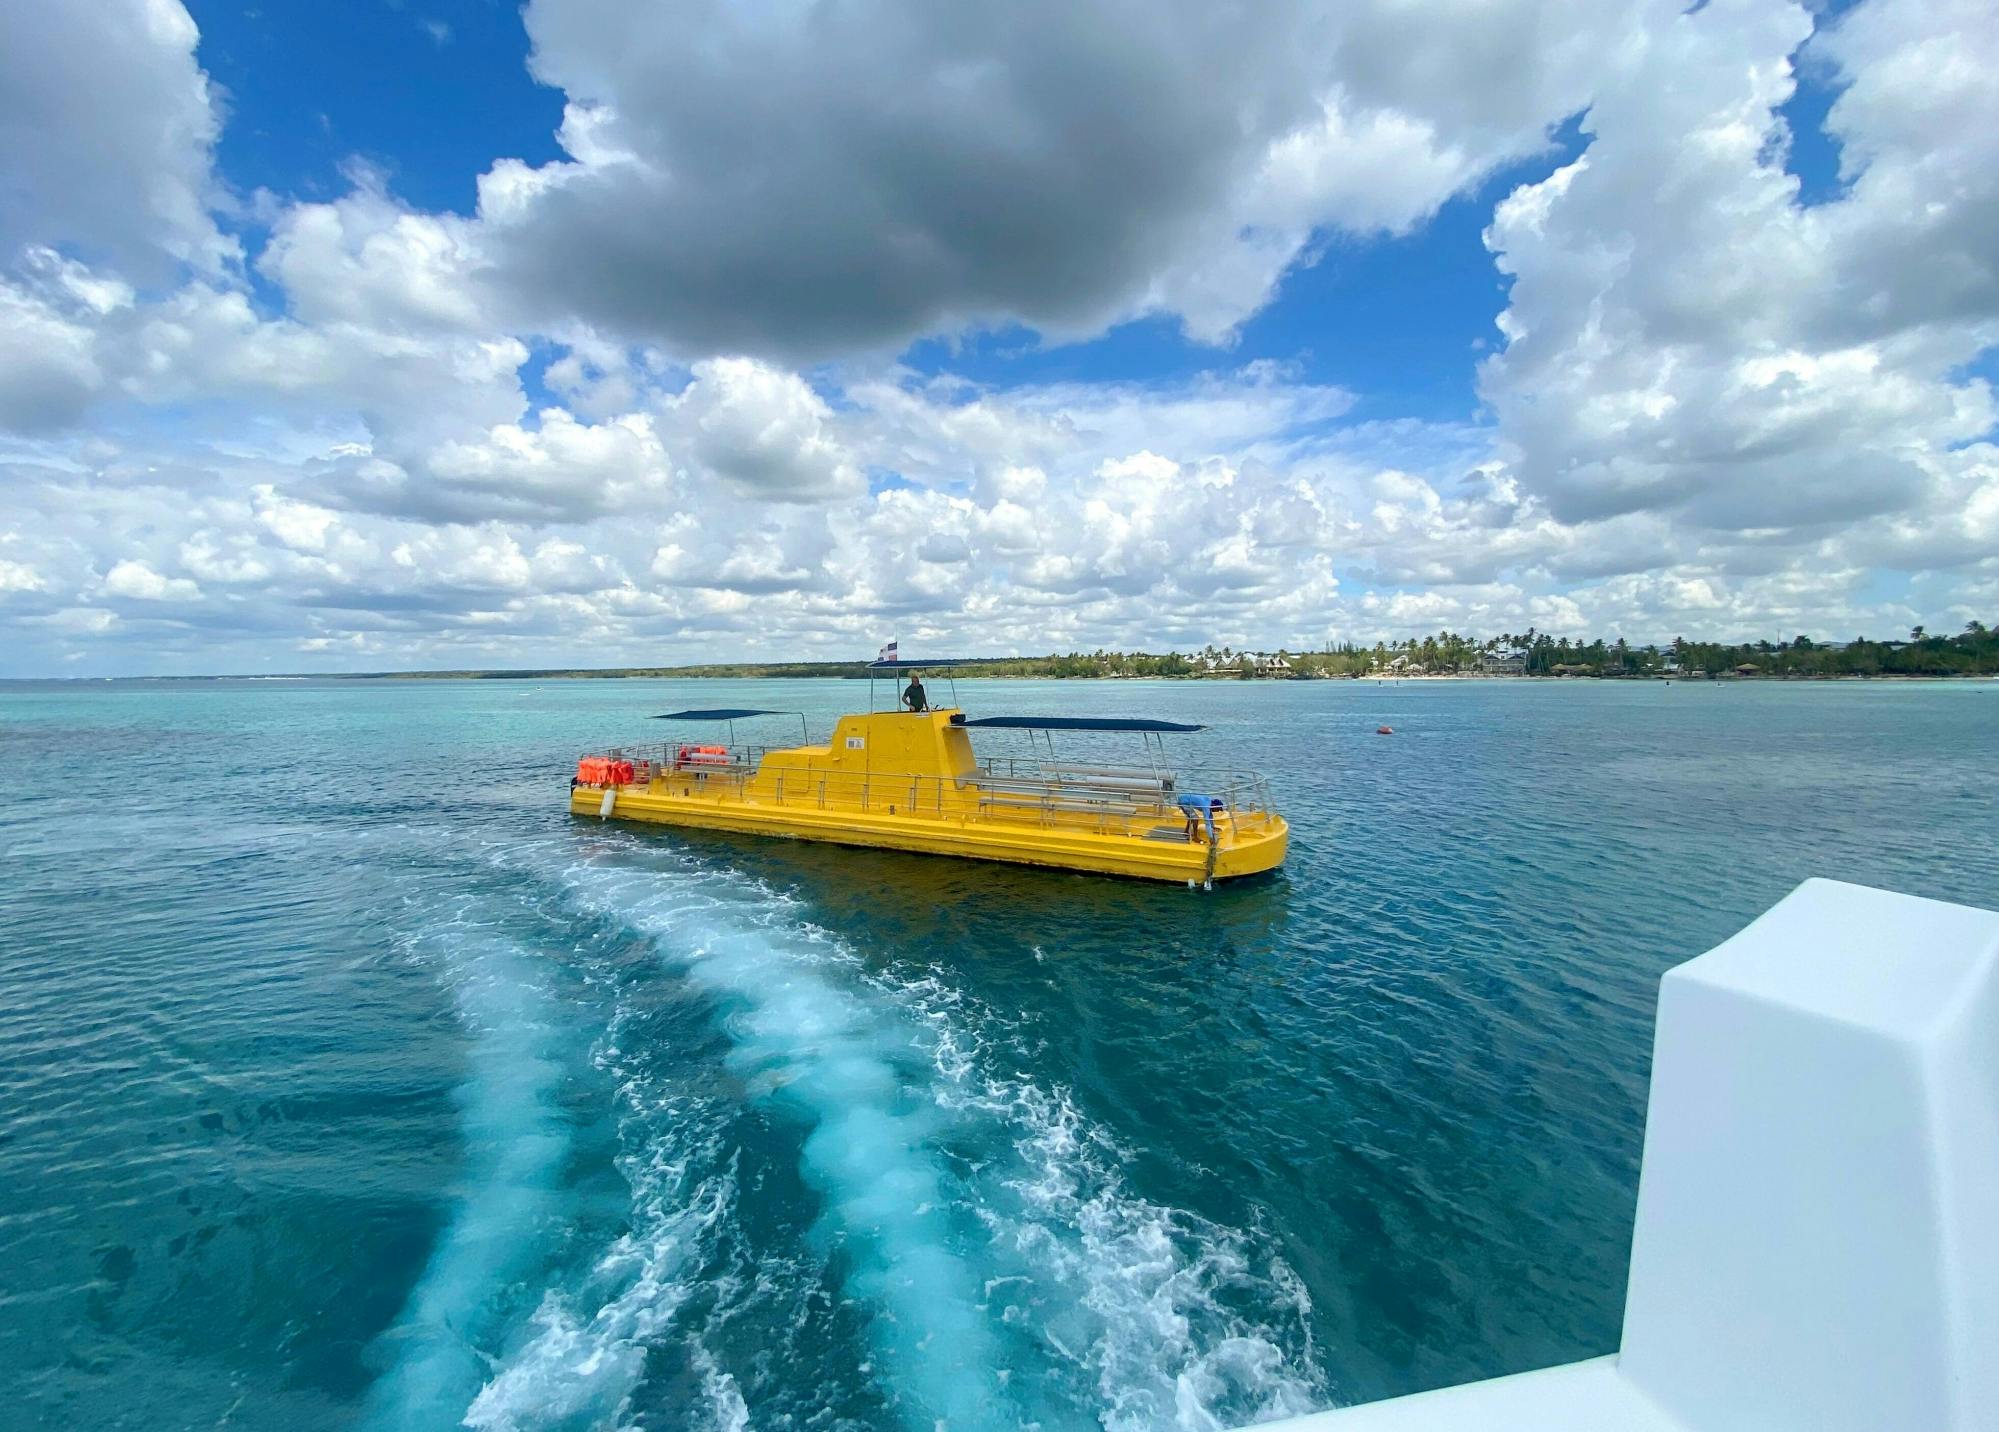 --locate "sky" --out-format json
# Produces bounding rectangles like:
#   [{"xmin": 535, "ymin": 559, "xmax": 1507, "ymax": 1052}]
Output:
[{"xmin": 1, "ymin": 0, "xmax": 1995, "ymax": 676}]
